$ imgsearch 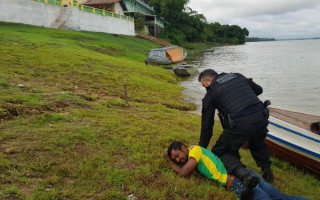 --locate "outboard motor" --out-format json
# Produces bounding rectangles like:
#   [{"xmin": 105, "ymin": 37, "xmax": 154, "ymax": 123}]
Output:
[{"xmin": 310, "ymin": 122, "xmax": 320, "ymax": 135}]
